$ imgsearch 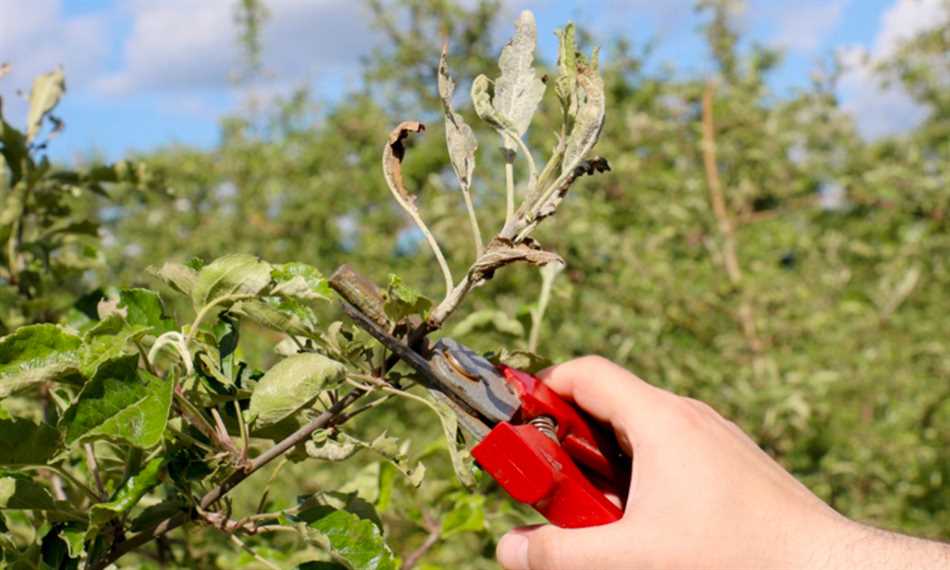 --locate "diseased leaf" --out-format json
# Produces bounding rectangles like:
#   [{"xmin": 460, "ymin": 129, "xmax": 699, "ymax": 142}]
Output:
[
  {"xmin": 25, "ymin": 68, "xmax": 65, "ymax": 143},
  {"xmin": 148, "ymin": 262, "xmax": 198, "ymax": 296},
  {"xmin": 438, "ymin": 46, "xmax": 478, "ymax": 192},
  {"xmin": 554, "ymin": 23, "xmax": 578, "ymax": 117},
  {"xmin": 383, "ymin": 274, "xmax": 432, "ymax": 322},
  {"xmin": 471, "ymin": 238, "xmax": 563, "ymax": 280},
  {"xmin": 306, "ymin": 431, "xmax": 359, "ymax": 461},
  {"xmin": 272, "ymin": 262, "xmax": 333, "ymax": 301},
  {"xmin": 248, "ymin": 353, "xmax": 345, "ymax": 428},
  {"xmin": 0, "ymin": 324, "xmax": 83, "ymax": 398},
  {"xmin": 191, "ymin": 254, "xmax": 272, "ymax": 310},
  {"xmin": 451, "ymin": 309, "xmax": 525, "ymax": 338},
  {"xmin": 308, "ymin": 509, "xmax": 397, "ymax": 570},
  {"xmin": 493, "ymin": 11, "xmax": 546, "ymax": 144},
  {"xmin": 62, "ymin": 355, "xmax": 173, "ymax": 448},
  {"xmin": 561, "ymin": 50, "xmax": 605, "ymax": 172},
  {"xmin": 421, "ymin": 392, "xmax": 476, "ymax": 487},
  {"xmin": 382, "ymin": 121, "xmax": 425, "ymax": 207},
  {"xmin": 471, "ymin": 74, "xmax": 514, "ymax": 132}
]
